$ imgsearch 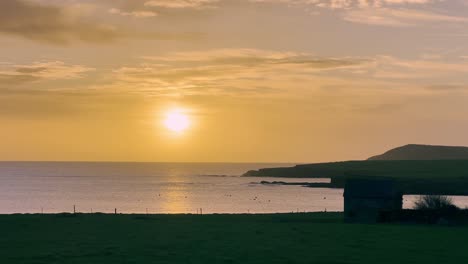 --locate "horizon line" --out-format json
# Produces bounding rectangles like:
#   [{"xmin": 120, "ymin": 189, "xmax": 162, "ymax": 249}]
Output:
[{"xmin": 0, "ymin": 160, "xmax": 309, "ymax": 164}]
